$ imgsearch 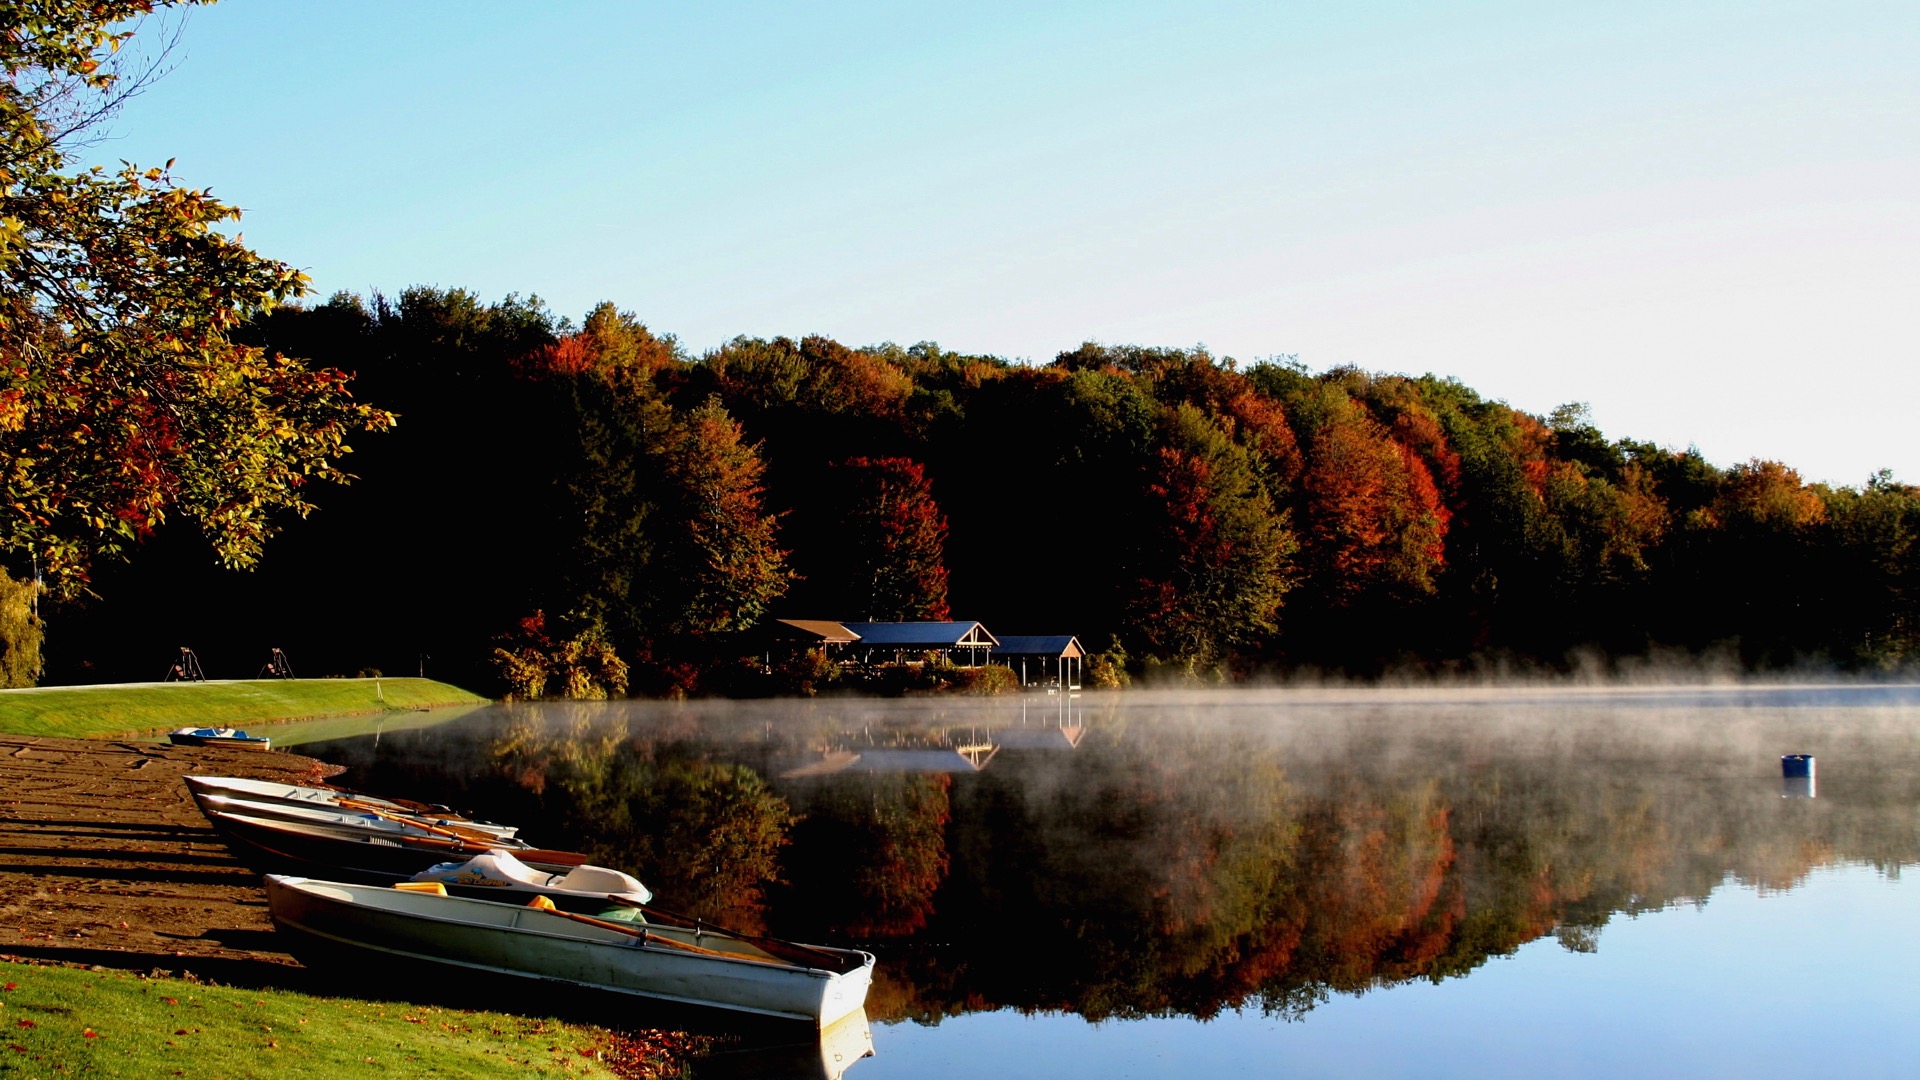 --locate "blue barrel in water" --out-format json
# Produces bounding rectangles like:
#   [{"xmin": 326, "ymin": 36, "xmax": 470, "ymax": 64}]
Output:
[{"xmin": 1781, "ymin": 754, "xmax": 1815, "ymax": 778}]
